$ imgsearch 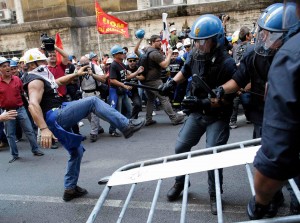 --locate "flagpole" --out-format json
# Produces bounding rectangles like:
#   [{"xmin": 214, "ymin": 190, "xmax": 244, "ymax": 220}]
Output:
[{"xmin": 96, "ymin": 29, "xmax": 103, "ymax": 61}]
